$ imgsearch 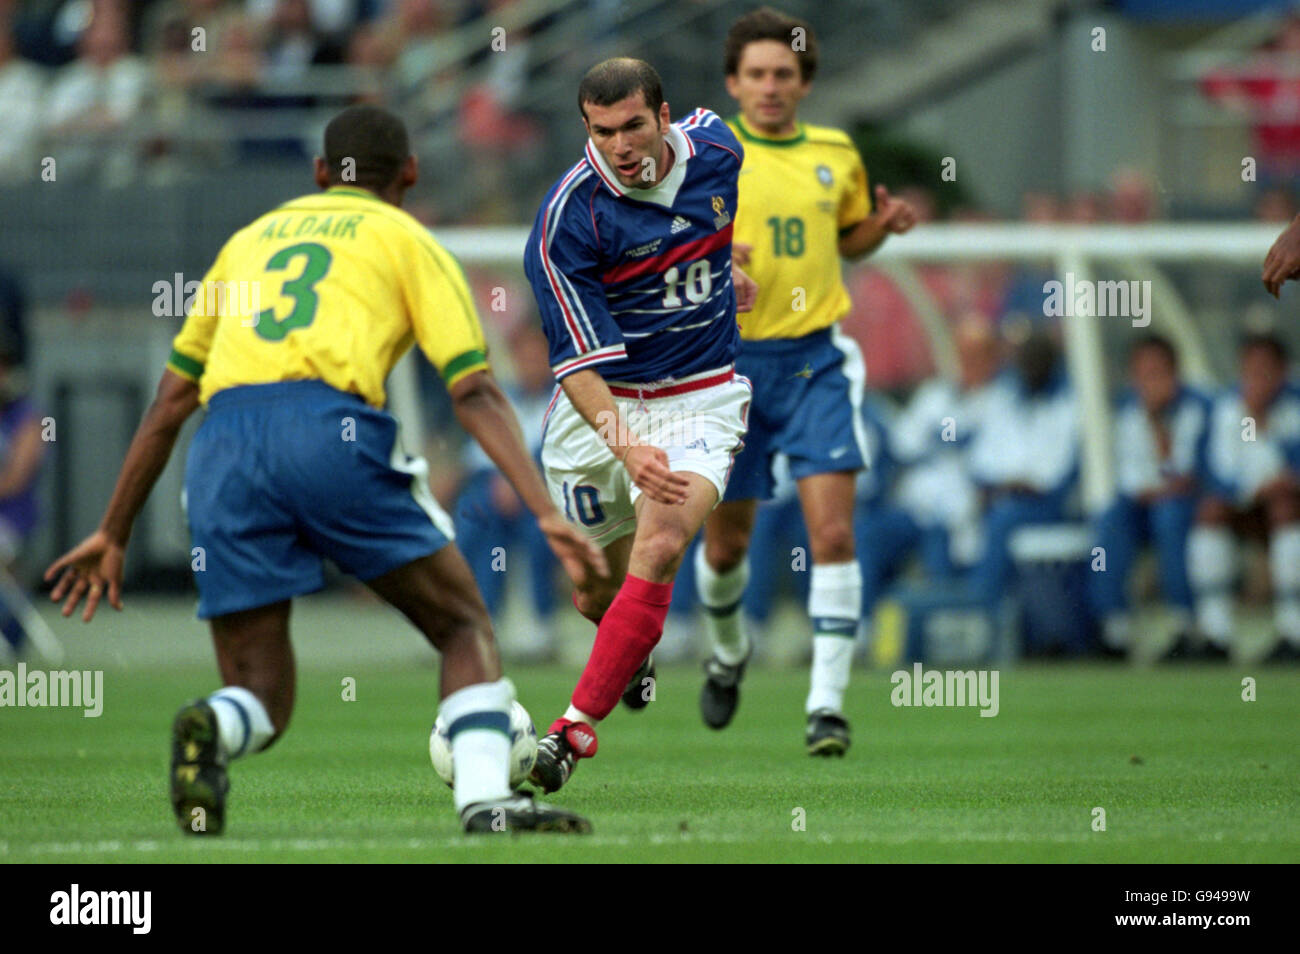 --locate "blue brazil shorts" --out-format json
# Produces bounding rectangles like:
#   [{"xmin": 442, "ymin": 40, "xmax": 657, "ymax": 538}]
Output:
[
  {"xmin": 184, "ymin": 380, "xmax": 454, "ymax": 619},
  {"xmin": 724, "ymin": 325, "xmax": 869, "ymax": 502}
]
